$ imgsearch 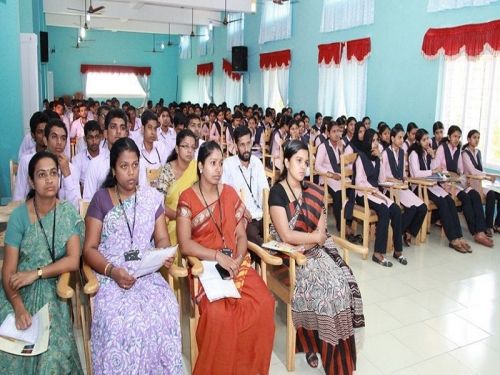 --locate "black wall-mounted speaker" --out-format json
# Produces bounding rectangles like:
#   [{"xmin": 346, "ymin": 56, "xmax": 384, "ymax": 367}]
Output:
[
  {"xmin": 40, "ymin": 31, "xmax": 49, "ymax": 63},
  {"xmin": 232, "ymin": 46, "xmax": 247, "ymax": 72}
]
